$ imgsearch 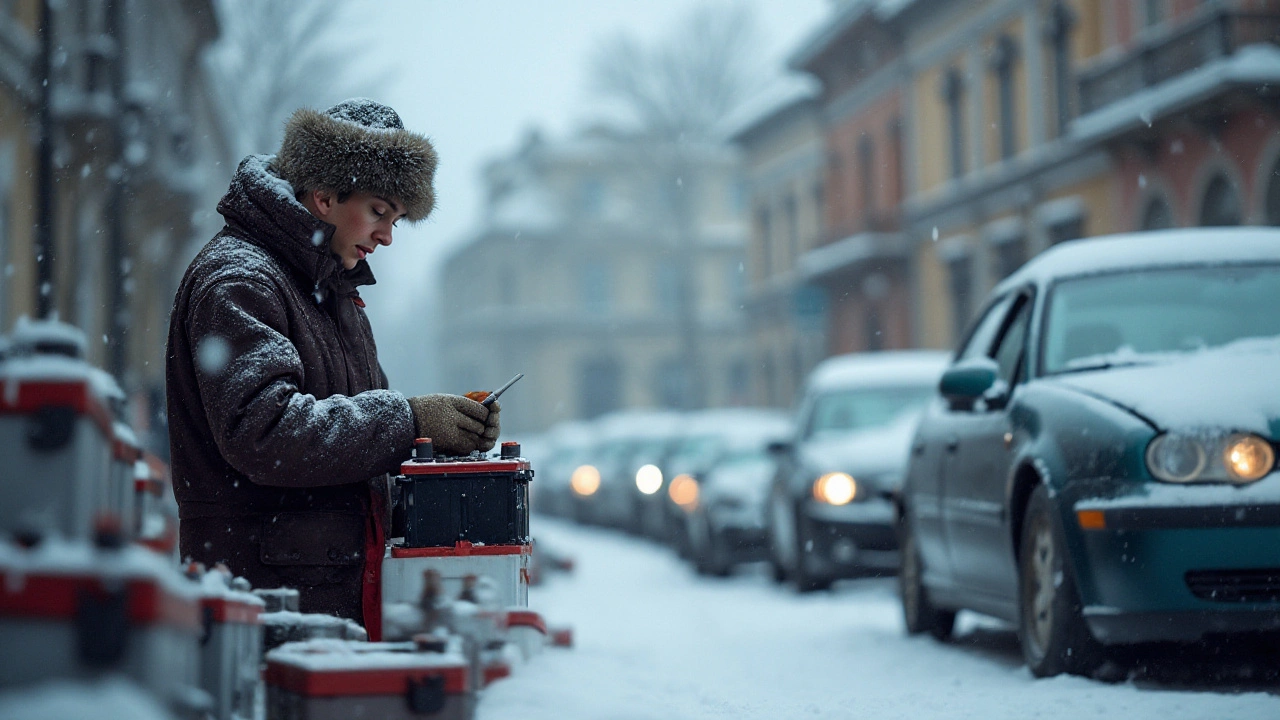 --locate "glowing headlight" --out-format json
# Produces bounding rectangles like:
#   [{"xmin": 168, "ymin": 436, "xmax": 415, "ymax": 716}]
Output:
[
  {"xmin": 813, "ymin": 472, "xmax": 857, "ymax": 505},
  {"xmin": 1224, "ymin": 433, "xmax": 1275, "ymax": 483},
  {"xmin": 1145, "ymin": 434, "xmax": 1206, "ymax": 482},
  {"xmin": 635, "ymin": 464, "xmax": 663, "ymax": 495},
  {"xmin": 570, "ymin": 465, "xmax": 601, "ymax": 496},
  {"xmin": 668, "ymin": 474, "xmax": 699, "ymax": 509}
]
